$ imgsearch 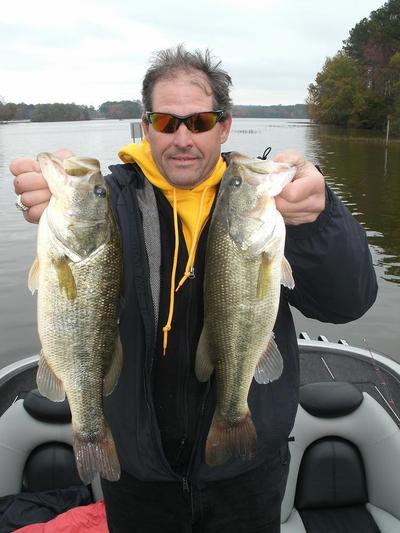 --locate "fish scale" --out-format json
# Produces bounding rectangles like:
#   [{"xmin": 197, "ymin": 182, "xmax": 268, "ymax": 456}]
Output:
[
  {"xmin": 195, "ymin": 152, "xmax": 295, "ymax": 466},
  {"xmin": 30, "ymin": 153, "xmax": 123, "ymax": 484}
]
